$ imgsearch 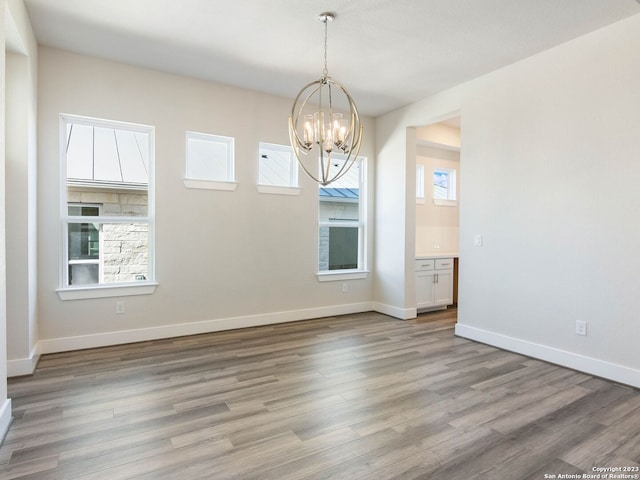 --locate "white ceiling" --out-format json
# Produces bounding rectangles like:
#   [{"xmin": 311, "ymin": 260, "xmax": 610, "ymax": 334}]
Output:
[{"xmin": 23, "ymin": 0, "xmax": 640, "ymax": 117}]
